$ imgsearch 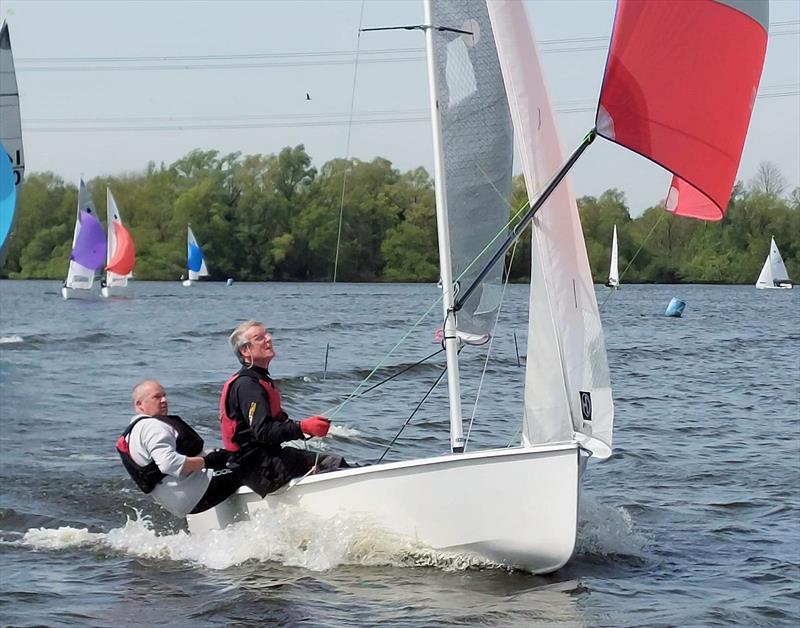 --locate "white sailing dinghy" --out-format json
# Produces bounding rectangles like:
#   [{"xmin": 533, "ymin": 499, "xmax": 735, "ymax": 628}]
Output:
[
  {"xmin": 606, "ymin": 225, "xmax": 620, "ymax": 289},
  {"xmin": 189, "ymin": 0, "xmax": 767, "ymax": 572},
  {"xmin": 101, "ymin": 189, "xmax": 136, "ymax": 298},
  {"xmin": 188, "ymin": 0, "xmax": 612, "ymax": 573},
  {"xmin": 755, "ymin": 237, "xmax": 792, "ymax": 289},
  {"xmin": 62, "ymin": 180, "xmax": 106, "ymax": 300},
  {"xmin": 182, "ymin": 226, "xmax": 209, "ymax": 287},
  {"xmin": 0, "ymin": 20, "xmax": 24, "ymax": 269}
]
